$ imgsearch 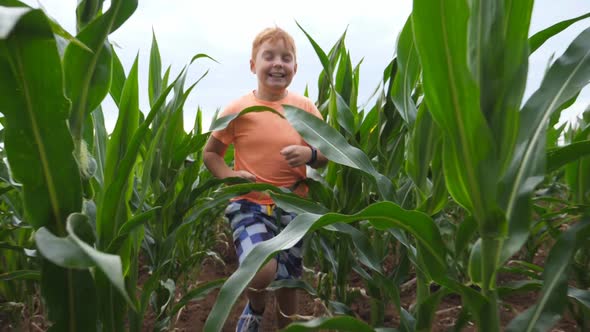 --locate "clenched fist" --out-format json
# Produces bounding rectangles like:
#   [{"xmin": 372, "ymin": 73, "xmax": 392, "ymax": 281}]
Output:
[{"xmin": 280, "ymin": 145, "xmax": 312, "ymax": 167}]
